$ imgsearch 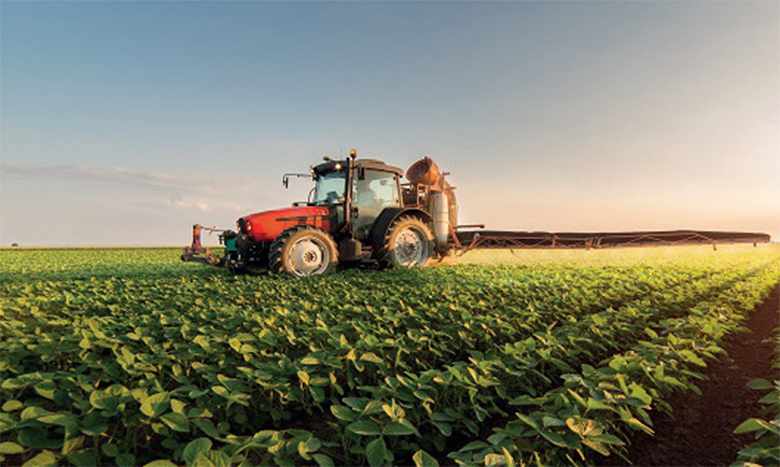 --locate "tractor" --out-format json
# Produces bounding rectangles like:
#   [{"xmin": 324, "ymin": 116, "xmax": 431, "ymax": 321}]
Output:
[
  {"xmin": 183, "ymin": 150, "xmax": 457, "ymax": 276},
  {"xmin": 182, "ymin": 150, "xmax": 771, "ymax": 276}
]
